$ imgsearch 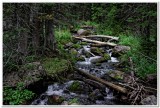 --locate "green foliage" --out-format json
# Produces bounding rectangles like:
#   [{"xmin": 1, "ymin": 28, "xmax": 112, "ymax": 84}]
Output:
[
  {"xmin": 72, "ymin": 43, "xmax": 82, "ymax": 49},
  {"xmin": 83, "ymin": 21, "xmax": 99, "ymax": 27},
  {"xmin": 119, "ymin": 34, "xmax": 141, "ymax": 51},
  {"xmin": 119, "ymin": 34, "xmax": 156, "ymax": 78},
  {"xmin": 55, "ymin": 29, "xmax": 72, "ymax": 44},
  {"xmin": 3, "ymin": 82, "xmax": 35, "ymax": 105}
]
